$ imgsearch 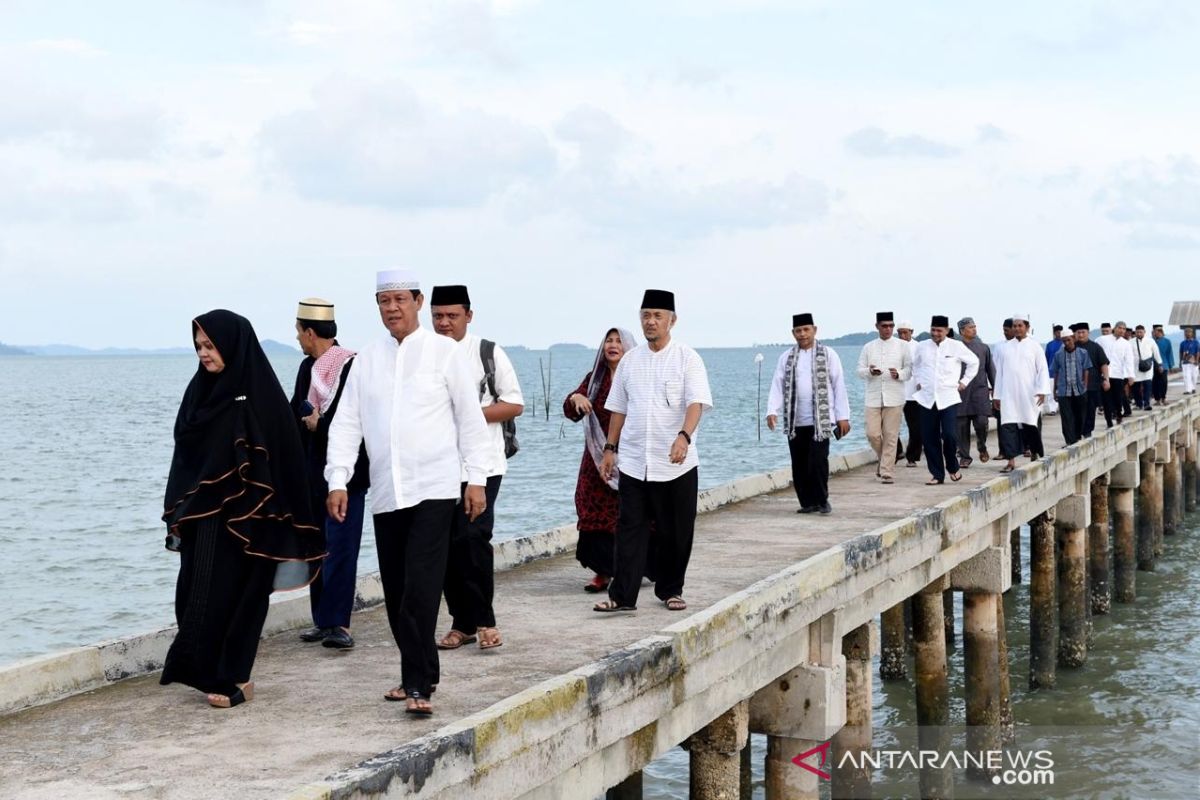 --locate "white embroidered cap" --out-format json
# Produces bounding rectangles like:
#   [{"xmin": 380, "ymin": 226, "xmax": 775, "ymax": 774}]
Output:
[
  {"xmin": 376, "ymin": 269, "xmax": 420, "ymax": 292},
  {"xmin": 1012, "ymin": 313, "xmax": 1030, "ymax": 323},
  {"xmin": 897, "ymin": 320, "xmax": 914, "ymax": 331}
]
